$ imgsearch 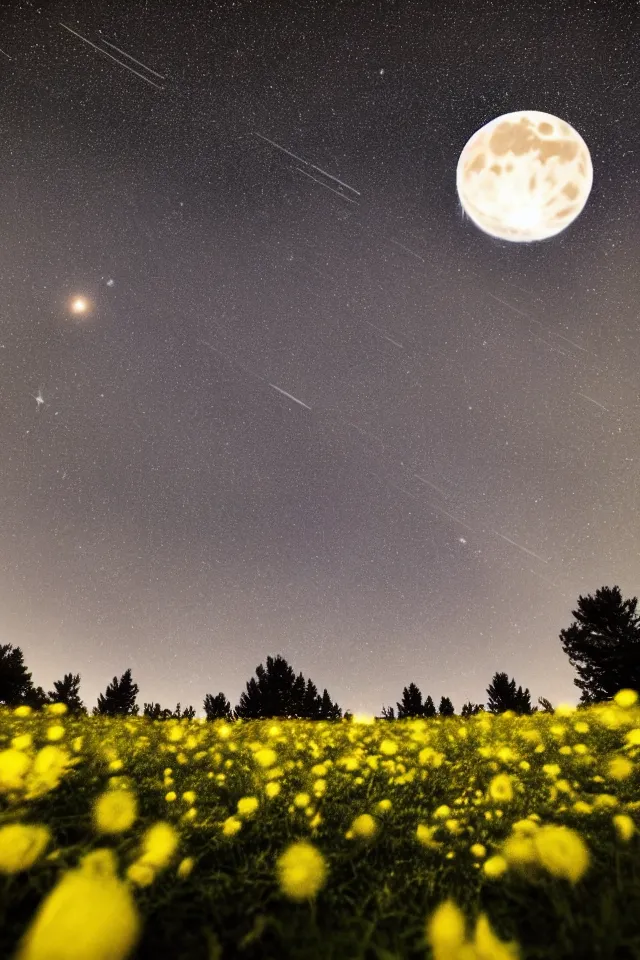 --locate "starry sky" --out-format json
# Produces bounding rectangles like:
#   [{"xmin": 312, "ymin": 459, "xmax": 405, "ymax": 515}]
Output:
[{"xmin": 1, "ymin": 0, "xmax": 639, "ymax": 717}]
